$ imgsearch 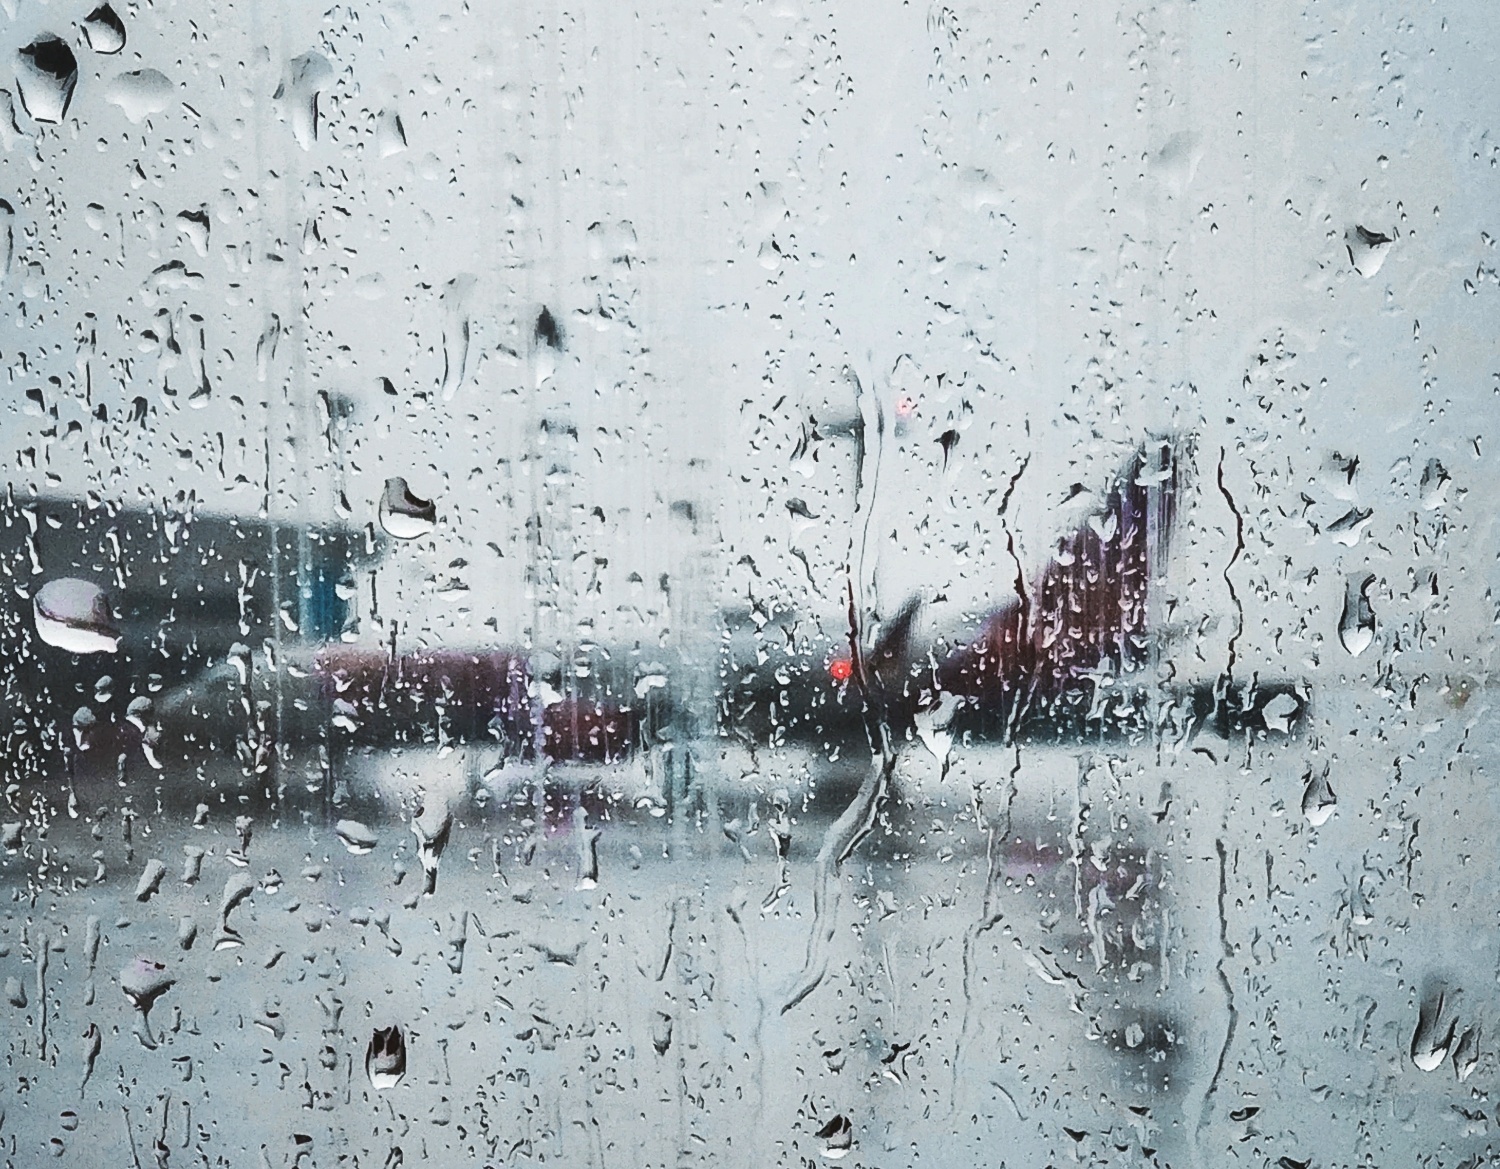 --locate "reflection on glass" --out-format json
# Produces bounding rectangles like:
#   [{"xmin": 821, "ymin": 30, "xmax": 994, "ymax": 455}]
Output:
[{"xmin": 0, "ymin": 1, "xmax": 1494, "ymax": 1166}]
